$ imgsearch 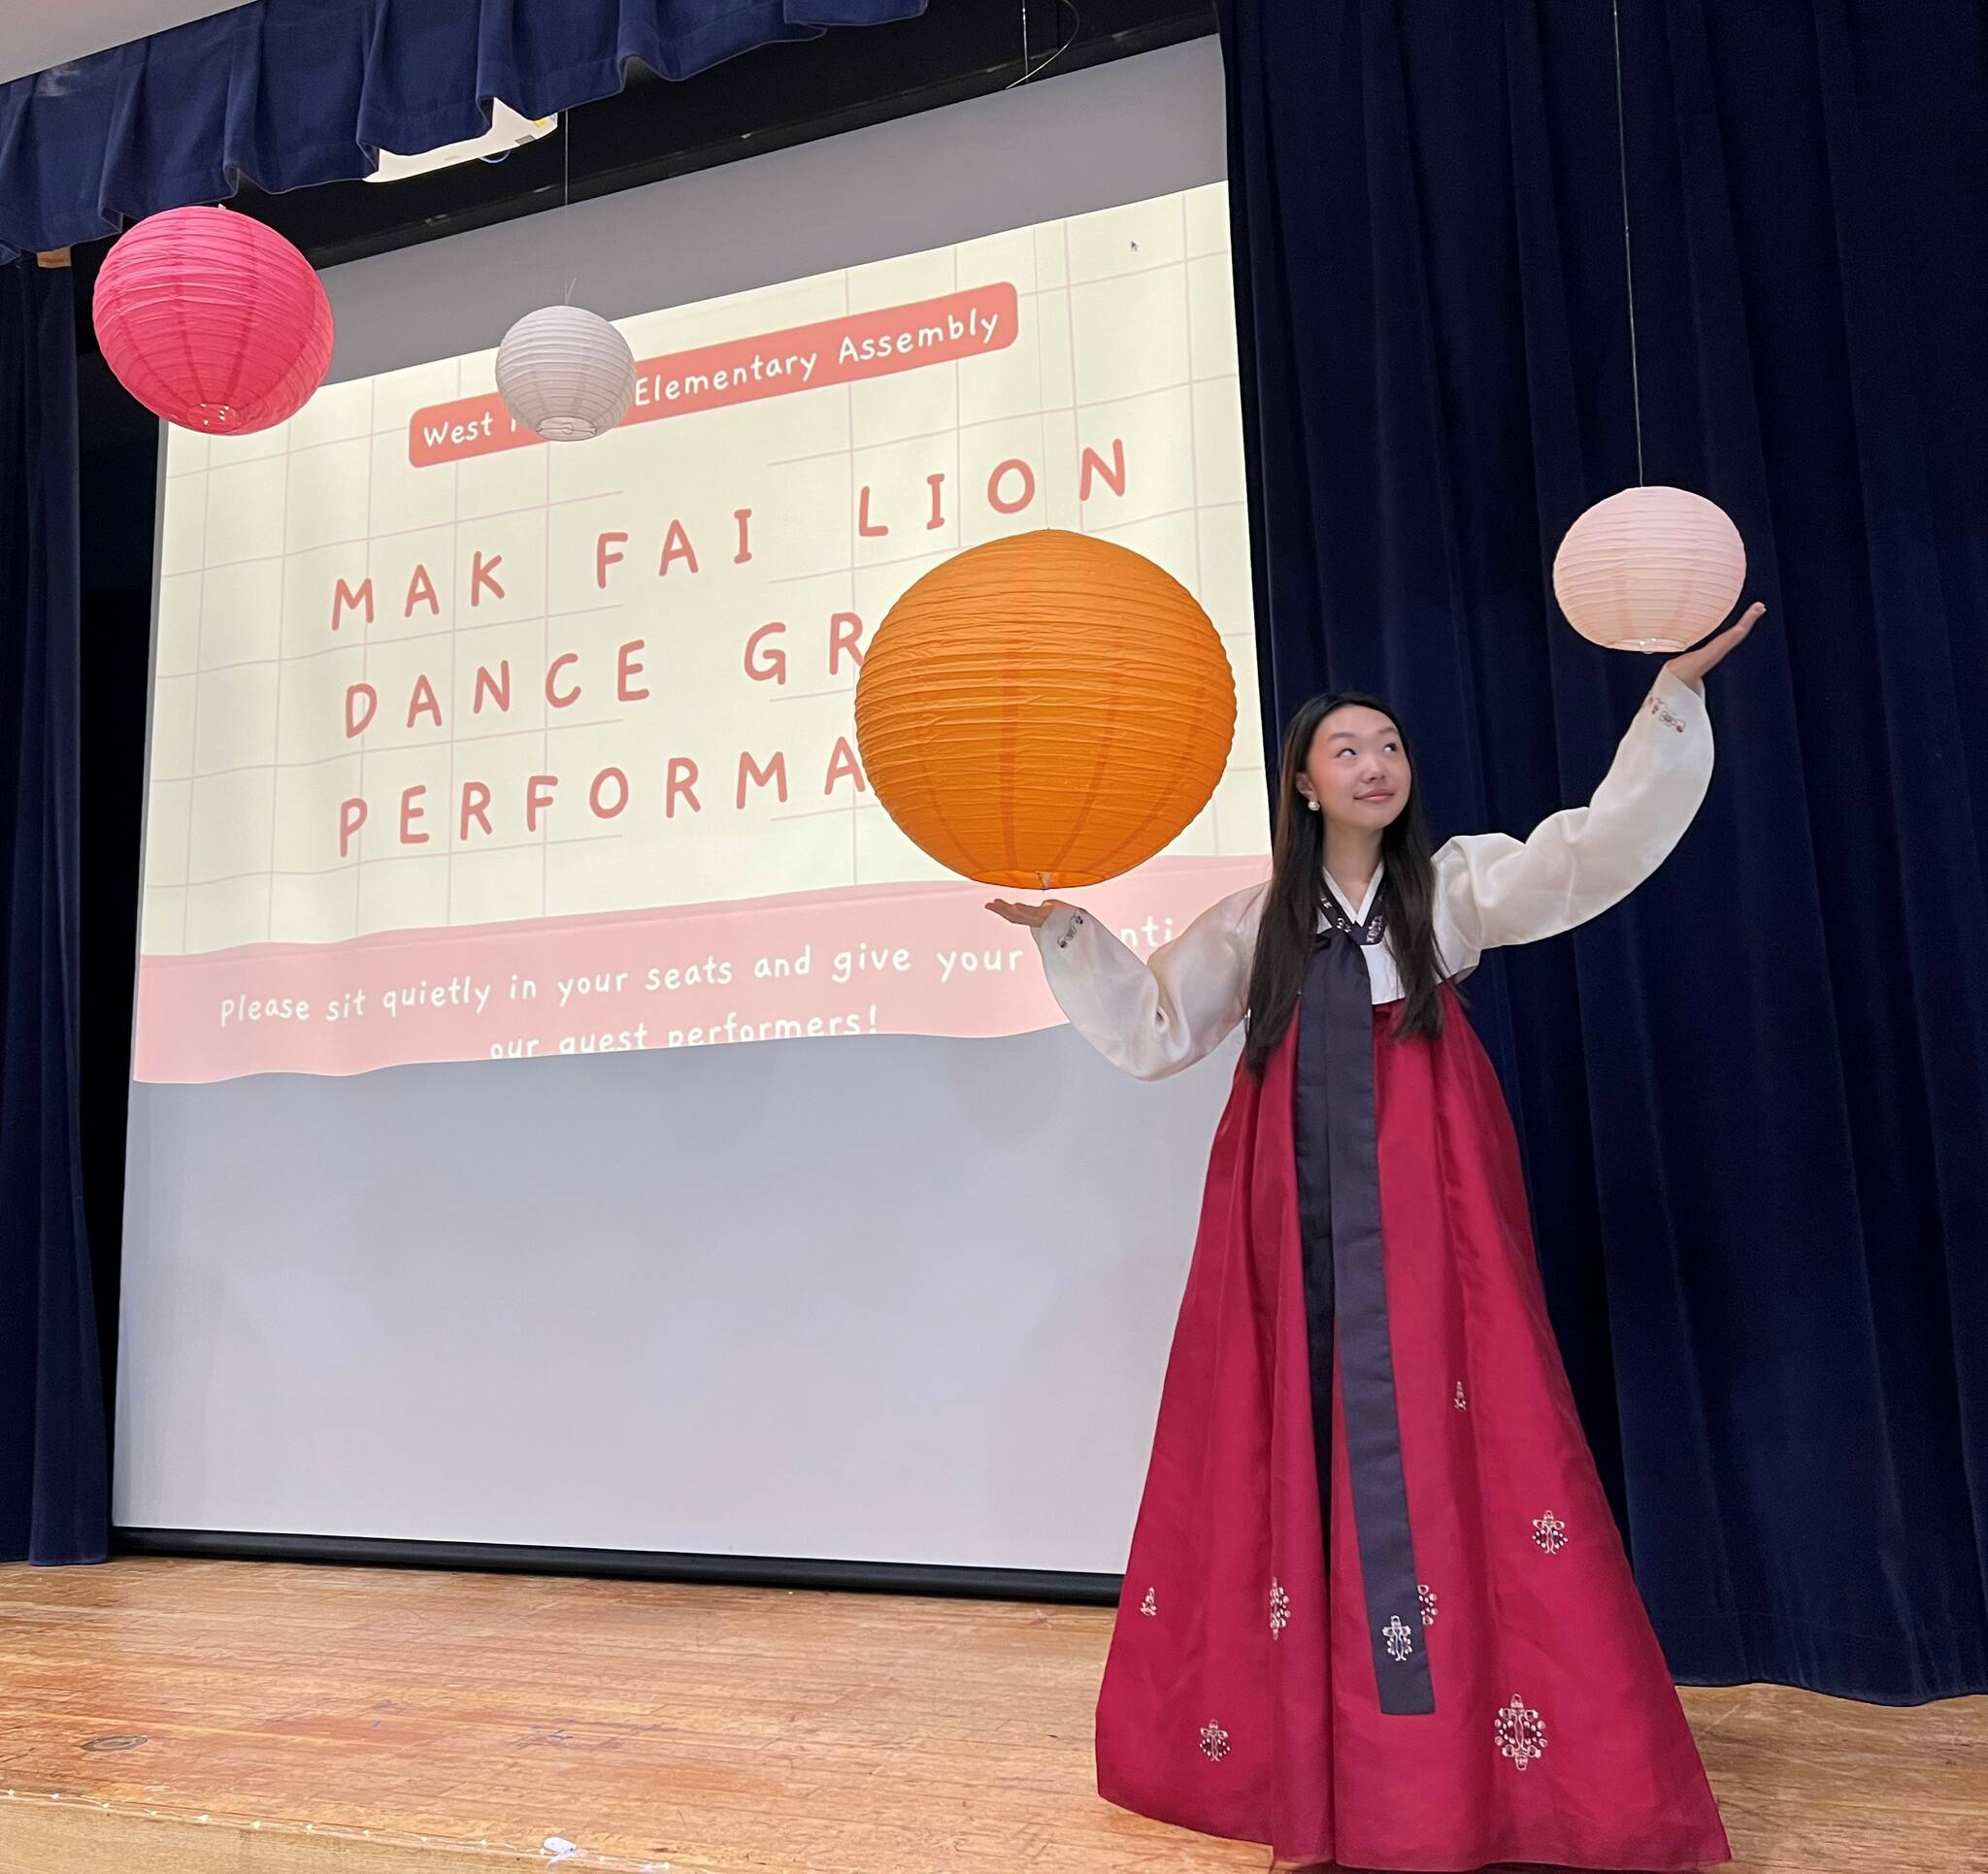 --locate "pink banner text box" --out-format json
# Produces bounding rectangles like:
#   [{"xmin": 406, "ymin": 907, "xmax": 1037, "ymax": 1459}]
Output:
[
  {"xmin": 134, "ymin": 858, "xmax": 1270, "ymax": 1083},
  {"xmin": 408, "ymin": 284, "xmax": 1020, "ymax": 468}
]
